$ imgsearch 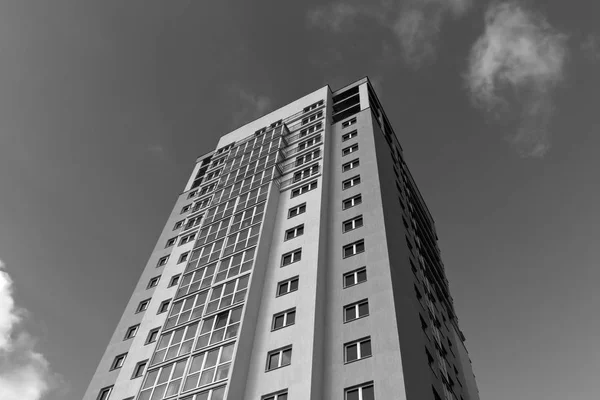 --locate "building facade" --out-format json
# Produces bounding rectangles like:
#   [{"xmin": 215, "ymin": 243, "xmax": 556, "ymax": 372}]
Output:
[{"xmin": 84, "ymin": 77, "xmax": 480, "ymax": 400}]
